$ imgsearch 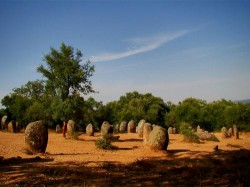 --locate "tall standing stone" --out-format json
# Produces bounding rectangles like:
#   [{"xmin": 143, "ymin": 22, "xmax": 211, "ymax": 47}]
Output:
[
  {"xmin": 67, "ymin": 120, "xmax": 76, "ymax": 138},
  {"xmin": 221, "ymin": 127, "xmax": 228, "ymax": 139},
  {"xmin": 86, "ymin": 123, "xmax": 94, "ymax": 136},
  {"xmin": 101, "ymin": 121, "xmax": 113, "ymax": 136},
  {"xmin": 1, "ymin": 116, "xmax": 8, "ymax": 130},
  {"xmin": 143, "ymin": 123, "xmax": 152, "ymax": 145},
  {"xmin": 138, "ymin": 119, "xmax": 146, "ymax": 138},
  {"xmin": 119, "ymin": 121, "xmax": 127, "ymax": 133},
  {"xmin": 25, "ymin": 120, "xmax": 48, "ymax": 153},
  {"xmin": 233, "ymin": 124, "xmax": 239, "ymax": 139},
  {"xmin": 8, "ymin": 121, "xmax": 17, "ymax": 133},
  {"xmin": 56, "ymin": 124, "xmax": 62, "ymax": 133},
  {"xmin": 127, "ymin": 120, "xmax": 136, "ymax": 133}
]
